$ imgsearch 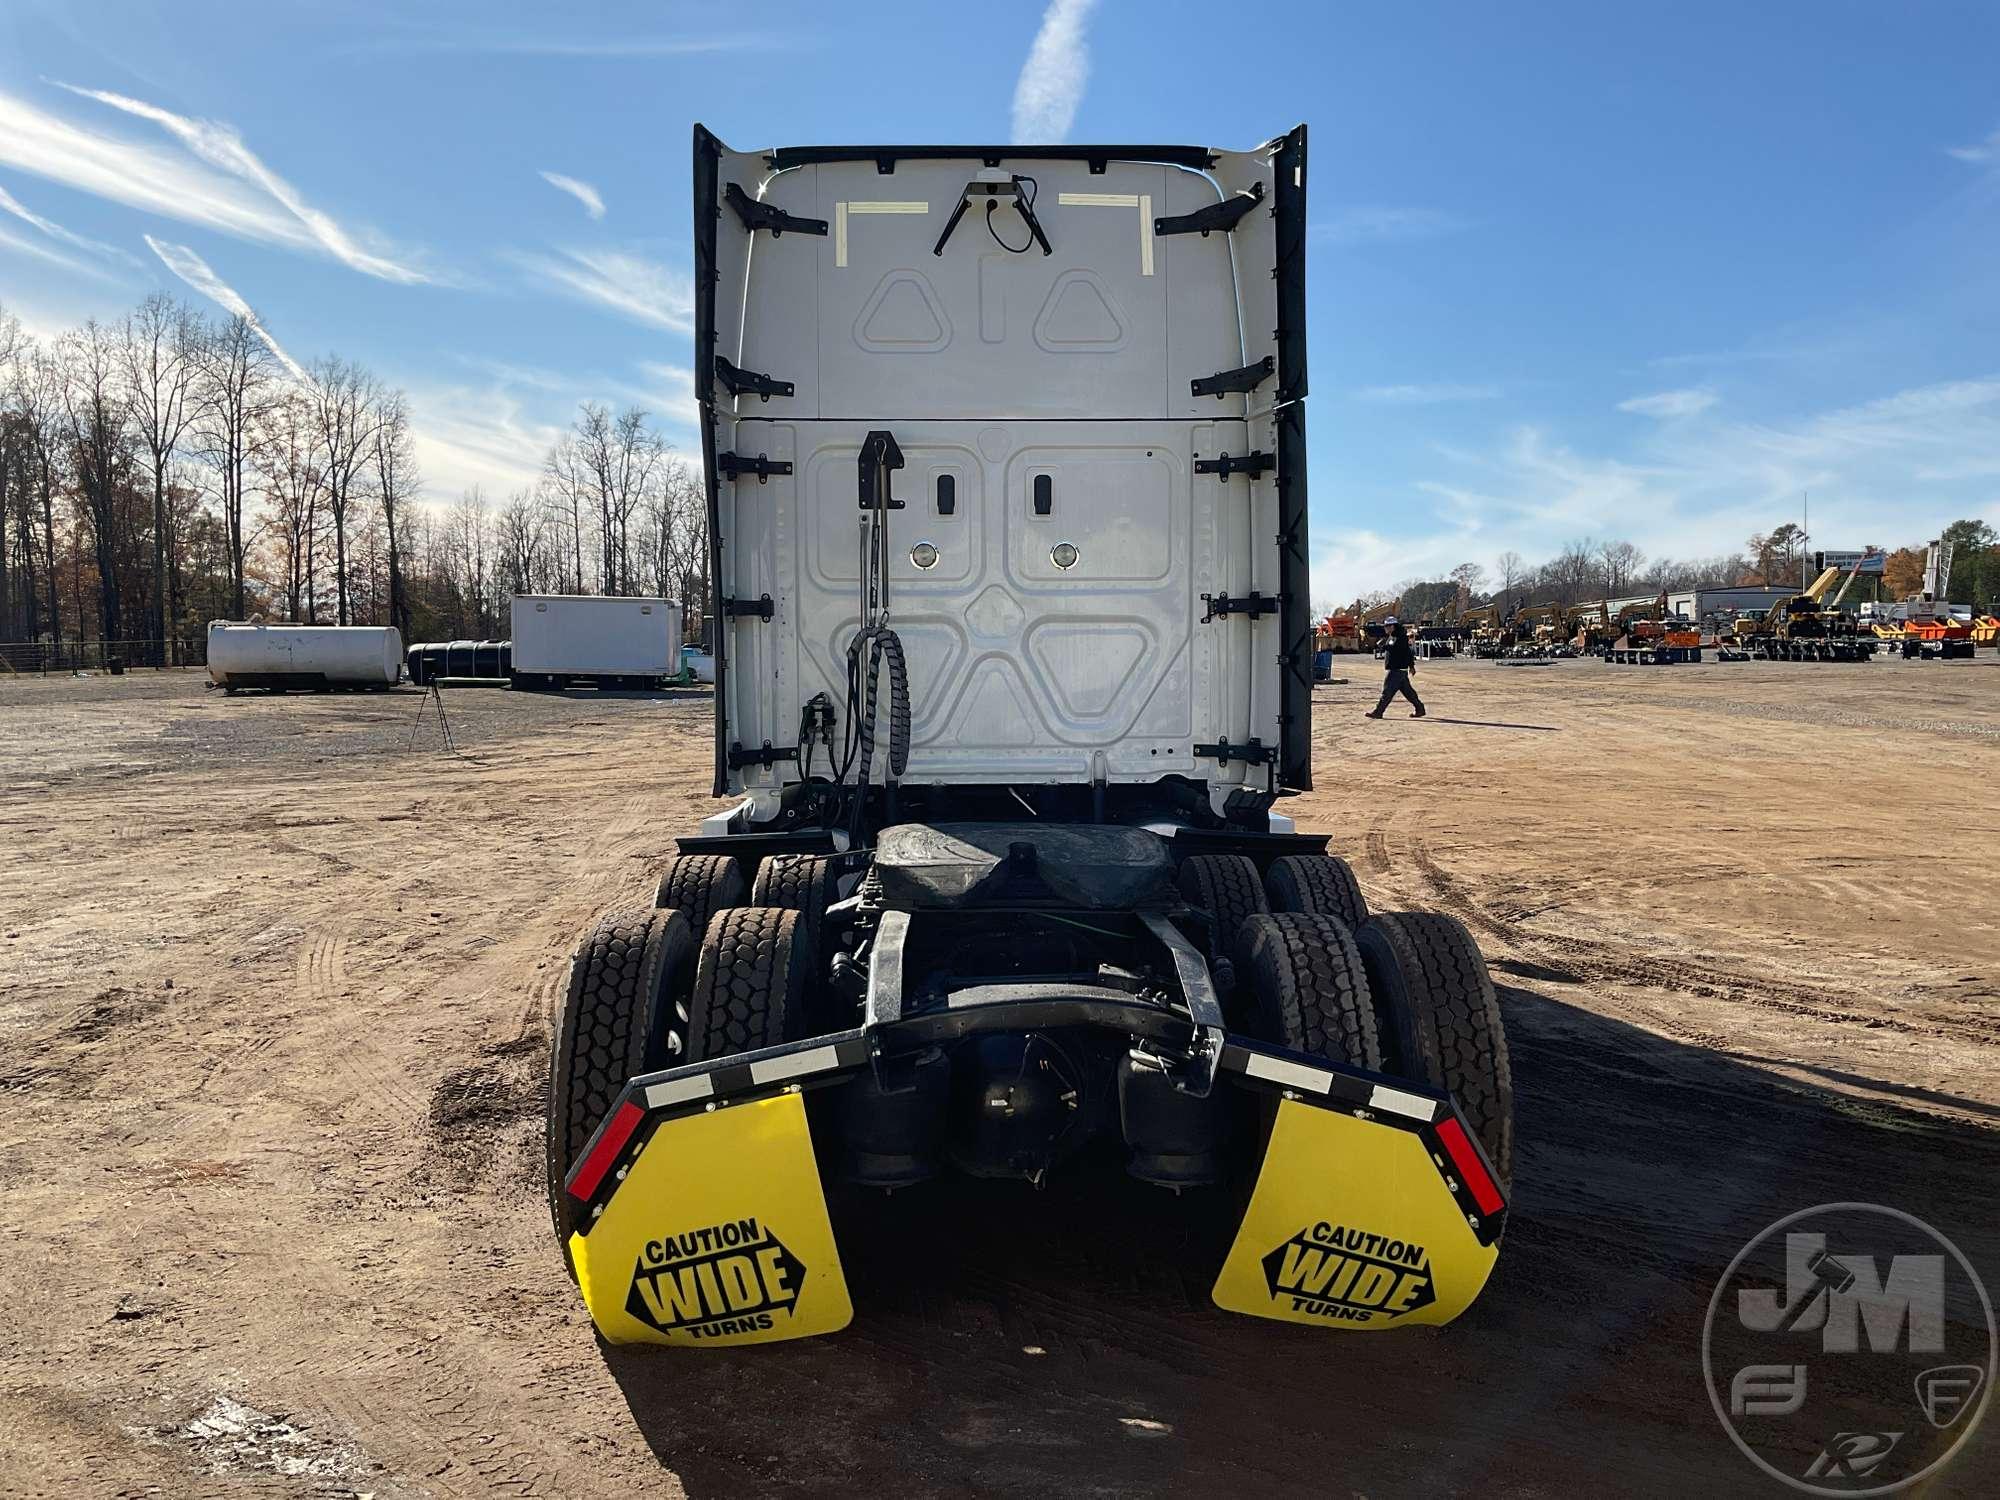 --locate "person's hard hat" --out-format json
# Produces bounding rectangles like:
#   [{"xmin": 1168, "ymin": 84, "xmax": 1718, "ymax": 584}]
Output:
[{"xmin": 1383, "ymin": 615, "xmax": 1398, "ymax": 625}]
